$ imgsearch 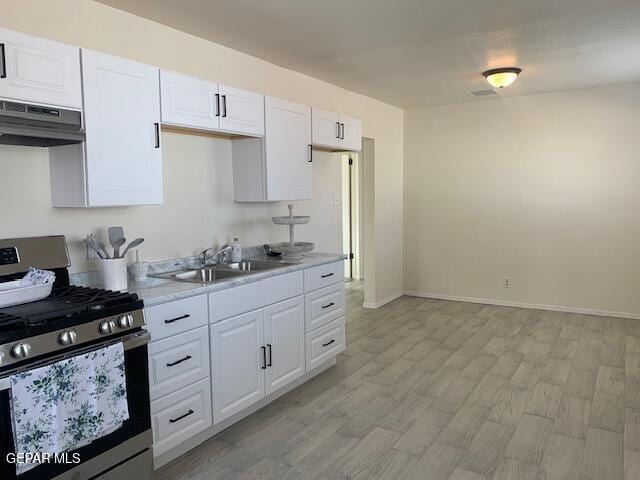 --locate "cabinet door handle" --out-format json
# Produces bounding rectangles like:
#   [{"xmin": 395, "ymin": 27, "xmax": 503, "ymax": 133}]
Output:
[
  {"xmin": 215, "ymin": 93, "xmax": 220, "ymax": 117},
  {"xmin": 340, "ymin": 123, "xmax": 345, "ymax": 139},
  {"xmin": 222, "ymin": 95, "xmax": 227, "ymax": 117},
  {"xmin": 164, "ymin": 314, "xmax": 190, "ymax": 324},
  {"xmin": 308, "ymin": 144, "xmax": 313, "ymax": 163},
  {"xmin": 321, "ymin": 273, "xmax": 334, "ymax": 278},
  {"xmin": 261, "ymin": 346, "xmax": 267, "ymax": 369},
  {"xmin": 322, "ymin": 339, "xmax": 336, "ymax": 347},
  {"xmin": 322, "ymin": 302, "xmax": 335, "ymax": 309},
  {"xmin": 0, "ymin": 44, "xmax": 6, "ymax": 79},
  {"xmin": 166, "ymin": 355, "xmax": 192, "ymax": 367},
  {"xmin": 169, "ymin": 409, "xmax": 194, "ymax": 423},
  {"xmin": 154, "ymin": 122, "xmax": 160, "ymax": 148},
  {"xmin": 337, "ymin": 121, "xmax": 341, "ymax": 139},
  {"xmin": 267, "ymin": 344, "xmax": 272, "ymax": 367}
]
